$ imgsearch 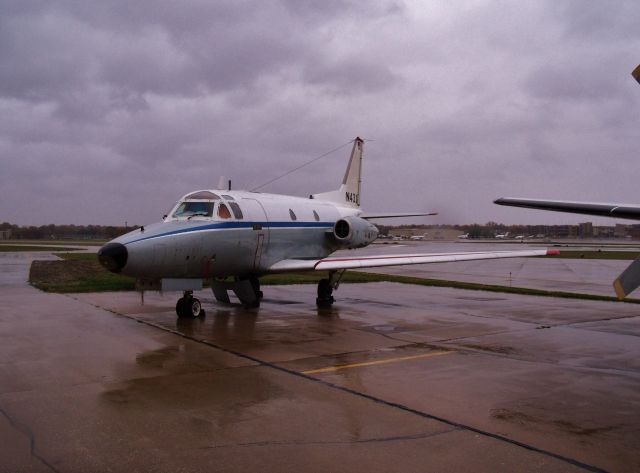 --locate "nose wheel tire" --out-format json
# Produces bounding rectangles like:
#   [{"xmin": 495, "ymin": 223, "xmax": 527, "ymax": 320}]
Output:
[{"xmin": 176, "ymin": 296, "xmax": 204, "ymax": 318}]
